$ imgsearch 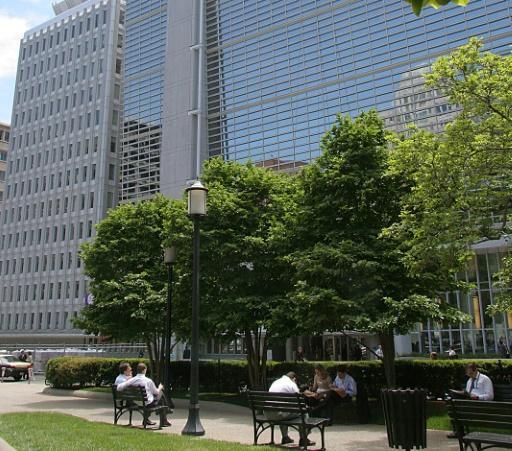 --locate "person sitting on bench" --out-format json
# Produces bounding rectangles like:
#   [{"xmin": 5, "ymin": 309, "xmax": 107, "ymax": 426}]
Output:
[
  {"xmin": 449, "ymin": 363, "xmax": 494, "ymax": 401},
  {"xmin": 331, "ymin": 365, "xmax": 357, "ymax": 403},
  {"xmin": 117, "ymin": 362, "xmax": 172, "ymax": 427},
  {"xmin": 115, "ymin": 362, "xmax": 133, "ymax": 385},
  {"xmin": 267, "ymin": 372, "xmax": 315, "ymax": 447}
]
